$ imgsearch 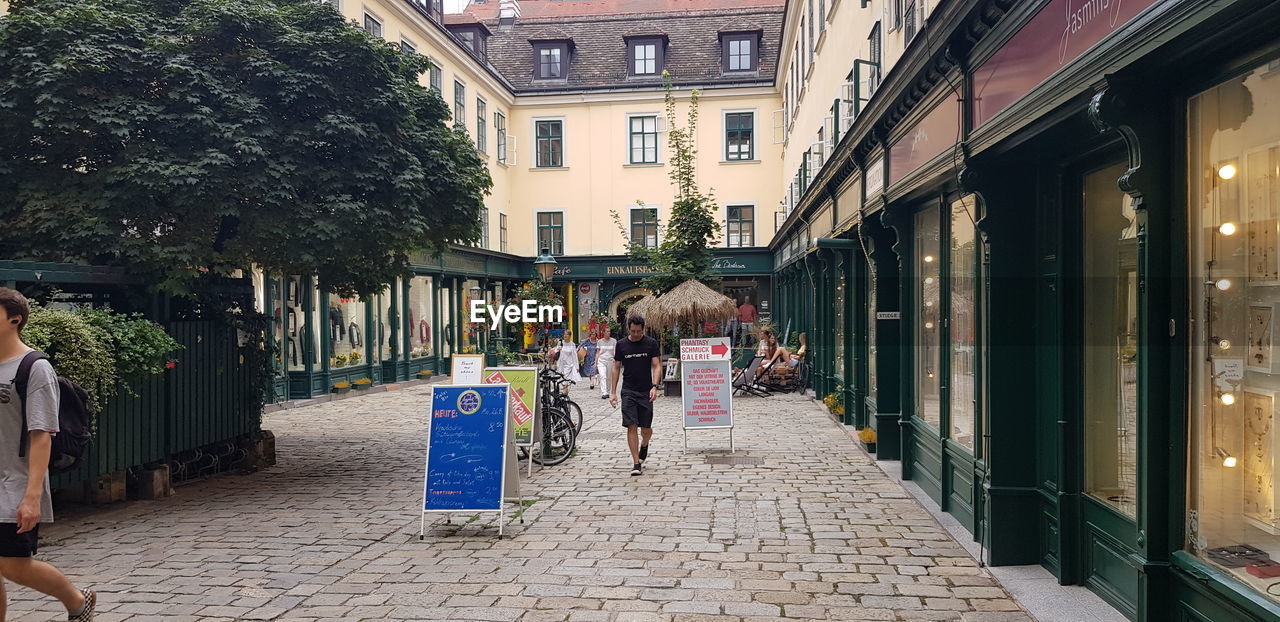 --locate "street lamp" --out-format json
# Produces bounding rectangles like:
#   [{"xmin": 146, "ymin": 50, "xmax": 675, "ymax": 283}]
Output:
[
  {"xmin": 532, "ymin": 248, "xmax": 558, "ymax": 355},
  {"xmin": 534, "ymin": 247, "xmax": 557, "ymax": 281}
]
